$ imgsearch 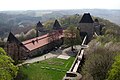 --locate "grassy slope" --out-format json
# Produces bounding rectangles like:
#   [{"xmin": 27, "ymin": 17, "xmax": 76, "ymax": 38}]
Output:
[{"xmin": 19, "ymin": 57, "xmax": 75, "ymax": 80}]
